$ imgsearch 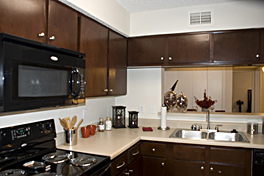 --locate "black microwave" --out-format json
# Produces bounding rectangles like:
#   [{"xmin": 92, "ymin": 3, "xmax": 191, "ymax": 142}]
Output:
[{"xmin": 0, "ymin": 33, "xmax": 86, "ymax": 112}]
